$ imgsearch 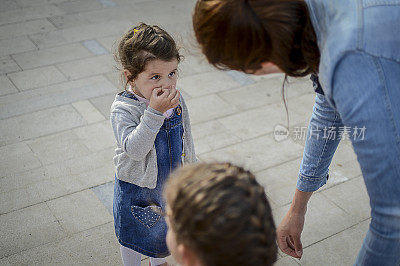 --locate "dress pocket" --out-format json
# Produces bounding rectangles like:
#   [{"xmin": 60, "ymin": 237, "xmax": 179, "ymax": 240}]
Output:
[{"xmin": 130, "ymin": 205, "xmax": 162, "ymax": 228}]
